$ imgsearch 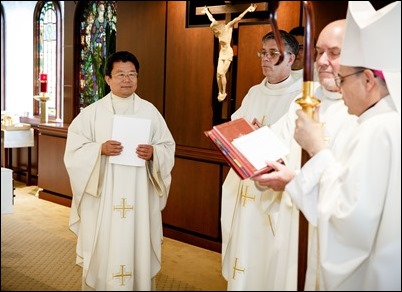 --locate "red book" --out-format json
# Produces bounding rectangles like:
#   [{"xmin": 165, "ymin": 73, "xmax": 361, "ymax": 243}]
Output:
[{"xmin": 205, "ymin": 118, "xmax": 287, "ymax": 179}]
